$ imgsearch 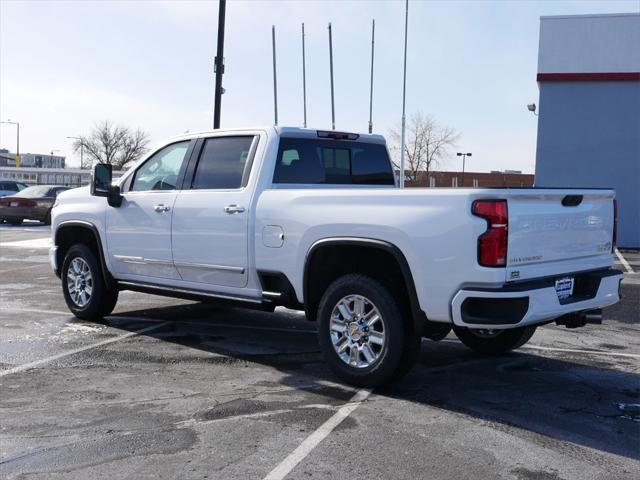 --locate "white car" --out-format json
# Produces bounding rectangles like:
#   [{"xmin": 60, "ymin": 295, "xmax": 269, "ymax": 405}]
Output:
[{"xmin": 50, "ymin": 127, "xmax": 623, "ymax": 386}]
